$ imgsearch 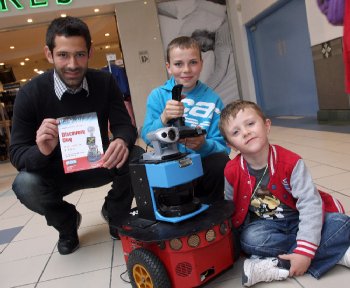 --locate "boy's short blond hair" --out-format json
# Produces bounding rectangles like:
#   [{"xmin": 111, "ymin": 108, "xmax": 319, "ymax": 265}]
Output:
[
  {"xmin": 219, "ymin": 100, "xmax": 266, "ymax": 141},
  {"xmin": 166, "ymin": 36, "xmax": 202, "ymax": 63}
]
